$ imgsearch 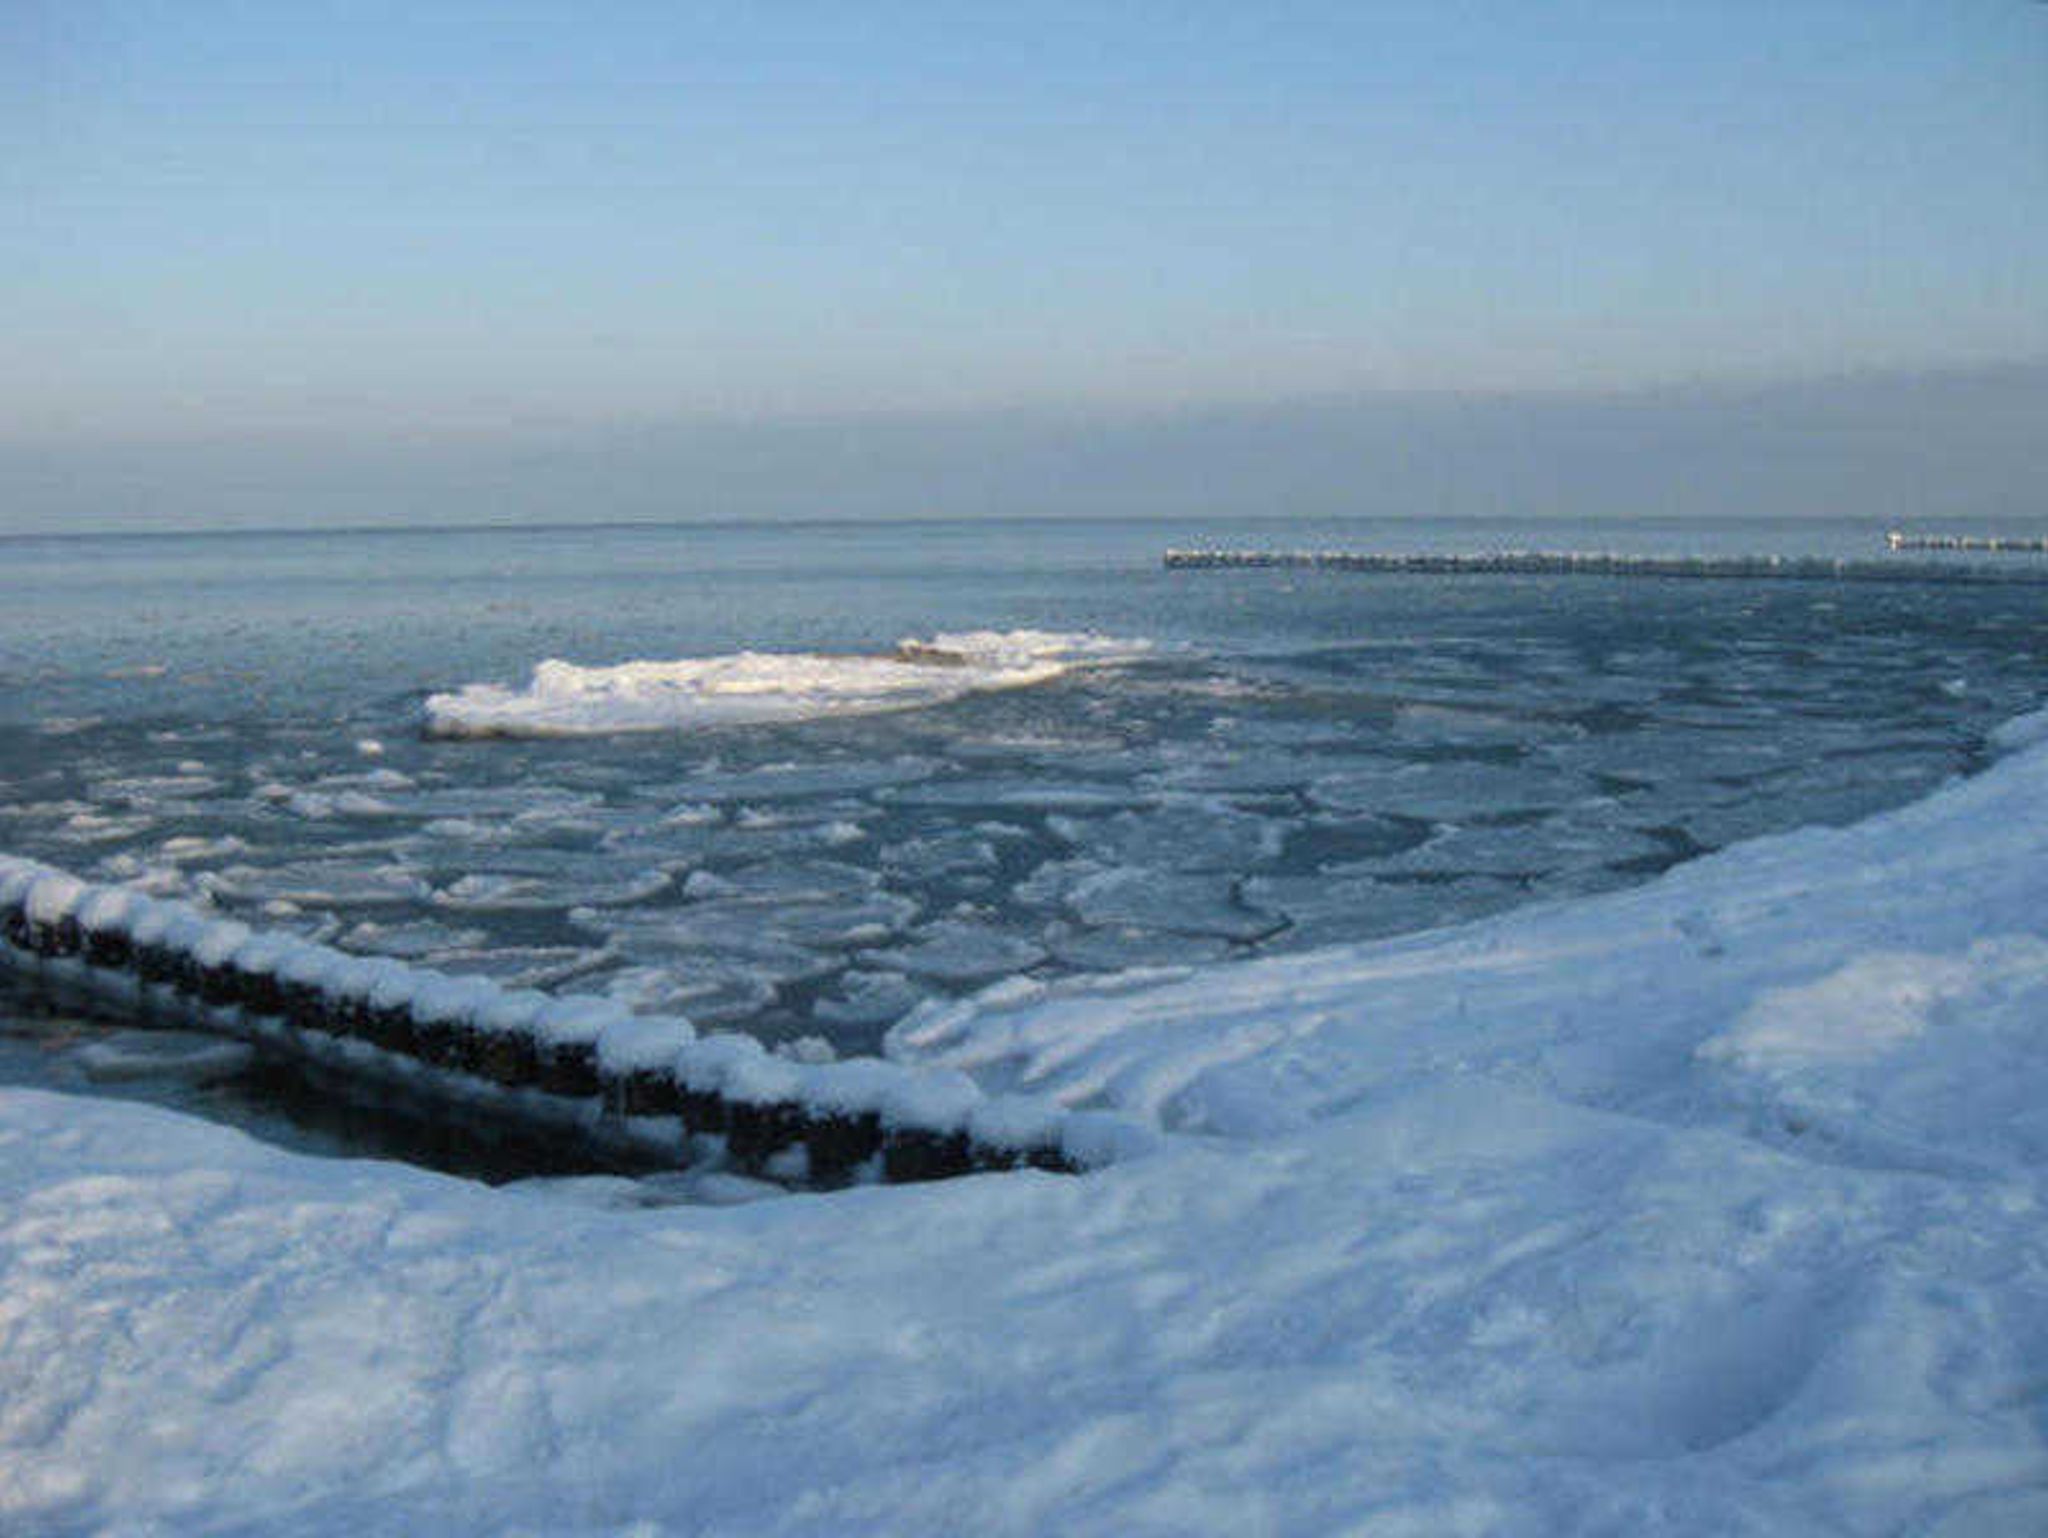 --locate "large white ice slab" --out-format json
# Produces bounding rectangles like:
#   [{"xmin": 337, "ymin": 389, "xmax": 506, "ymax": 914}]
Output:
[{"xmin": 424, "ymin": 630, "xmax": 1151, "ymax": 737}]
